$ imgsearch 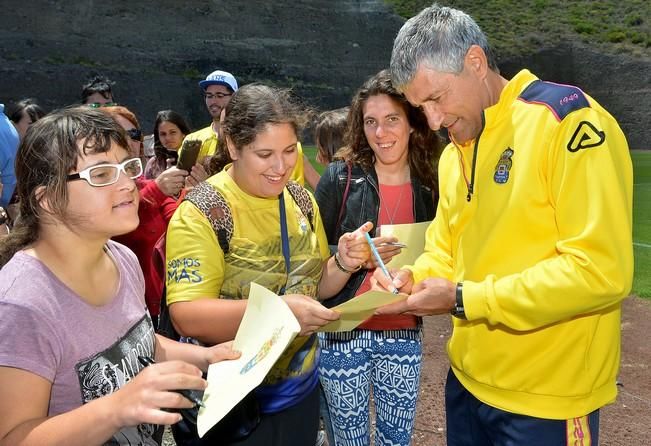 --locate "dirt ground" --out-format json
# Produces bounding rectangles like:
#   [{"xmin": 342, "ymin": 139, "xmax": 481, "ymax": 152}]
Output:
[{"xmin": 411, "ymin": 296, "xmax": 651, "ymax": 445}]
